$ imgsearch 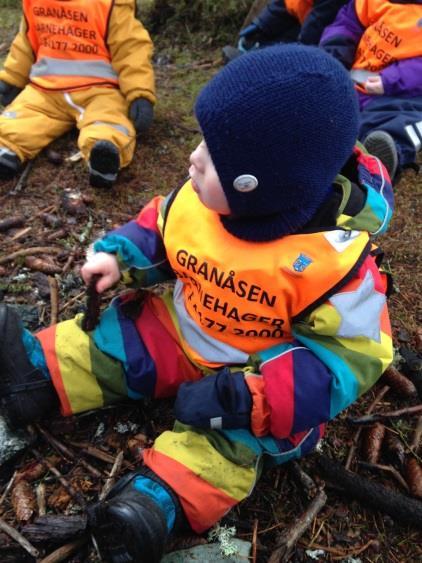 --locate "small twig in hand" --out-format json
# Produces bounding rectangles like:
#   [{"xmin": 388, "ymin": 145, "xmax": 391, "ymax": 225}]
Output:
[
  {"xmin": 345, "ymin": 385, "xmax": 389, "ymax": 470},
  {"xmin": 0, "ymin": 516, "xmax": 39, "ymax": 558},
  {"xmin": 348, "ymin": 404, "xmax": 422, "ymax": 425},
  {"xmin": 81, "ymin": 274, "xmax": 101, "ymax": 332},
  {"xmin": 48, "ymin": 276, "xmax": 59, "ymax": 325},
  {"xmin": 99, "ymin": 450, "xmax": 124, "ymax": 500}
]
